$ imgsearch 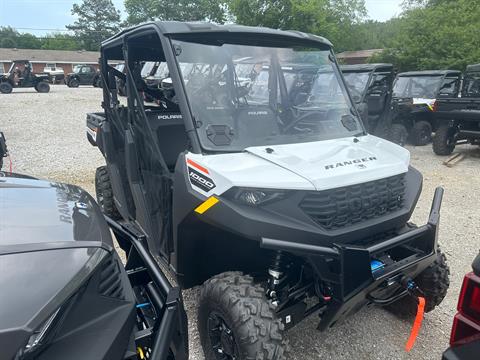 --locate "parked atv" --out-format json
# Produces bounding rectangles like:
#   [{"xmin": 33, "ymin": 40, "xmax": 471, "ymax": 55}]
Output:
[
  {"xmin": 0, "ymin": 60, "xmax": 50, "ymax": 94},
  {"xmin": 88, "ymin": 21, "xmax": 450, "ymax": 359},
  {"xmin": 391, "ymin": 70, "xmax": 462, "ymax": 146},
  {"xmin": 0, "ymin": 131, "xmax": 8, "ymax": 170},
  {"xmin": 0, "ymin": 172, "xmax": 188, "ymax": 360},
  {"xmin": 341, "ymin": 64, "xmax": 396, "ymax": 143},
  {"xmin": 432, "ymin": 64, "xmax": 480, "ymax": 155},
  {"xmin": 65, "ymin": 64, "xmax": 102, "ymax": 88}
]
